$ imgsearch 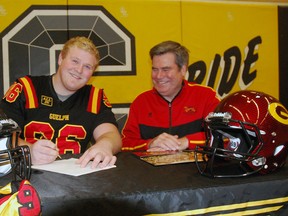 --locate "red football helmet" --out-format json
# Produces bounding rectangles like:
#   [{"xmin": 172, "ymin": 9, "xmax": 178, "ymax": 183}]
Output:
[{"xmin": 195, "ymin": 90, "xmax": 288, "ymax": 177}]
